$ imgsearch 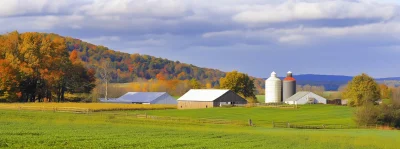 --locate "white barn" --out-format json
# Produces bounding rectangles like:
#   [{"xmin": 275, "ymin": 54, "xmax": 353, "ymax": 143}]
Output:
[
  {"xmin": 284, "ymin": 91, "xmax": 327, "ymax": 105},
  {"xmin": 100, "ymin": 92, "xmax": 177, "ymax": 104},
  {"xmin": 177, "ymin": 89, "xmax": 247, "ymax": 109}
]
